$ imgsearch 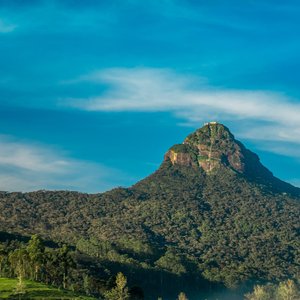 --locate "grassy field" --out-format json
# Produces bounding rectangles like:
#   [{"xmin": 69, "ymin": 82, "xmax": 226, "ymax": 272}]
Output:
[{"xmin": 0, "ymin": 278, "xmax": 96, "ymax": 299}]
